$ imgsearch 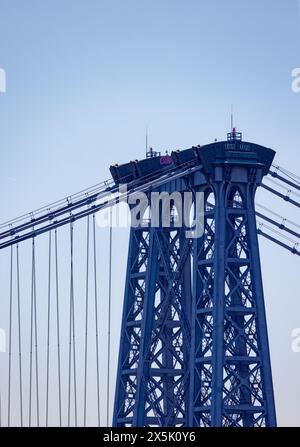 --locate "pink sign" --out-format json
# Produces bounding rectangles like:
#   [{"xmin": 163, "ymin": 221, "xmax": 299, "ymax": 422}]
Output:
[{"xmin": 160, "ymin": 155, "xmax": 173, "ymax": 165}]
